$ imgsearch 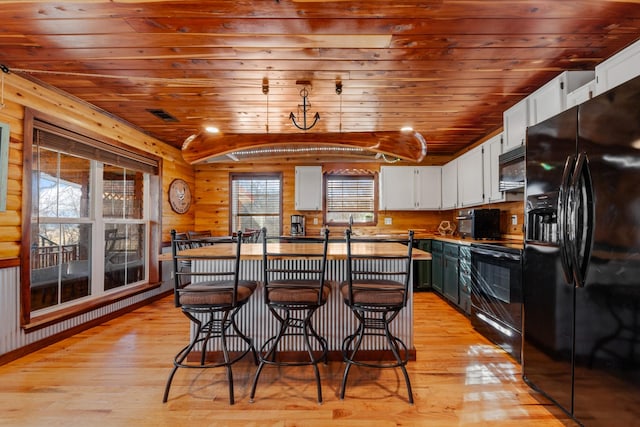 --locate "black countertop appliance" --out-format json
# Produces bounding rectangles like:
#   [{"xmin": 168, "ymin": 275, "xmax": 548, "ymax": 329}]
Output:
[
  {"xmin": 290, "ymin": 215, "xmax": 305, "ymax": 236},
  {"xmin": 456, "ymin": 208, "xmax": 500, "ymax": 239}
]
